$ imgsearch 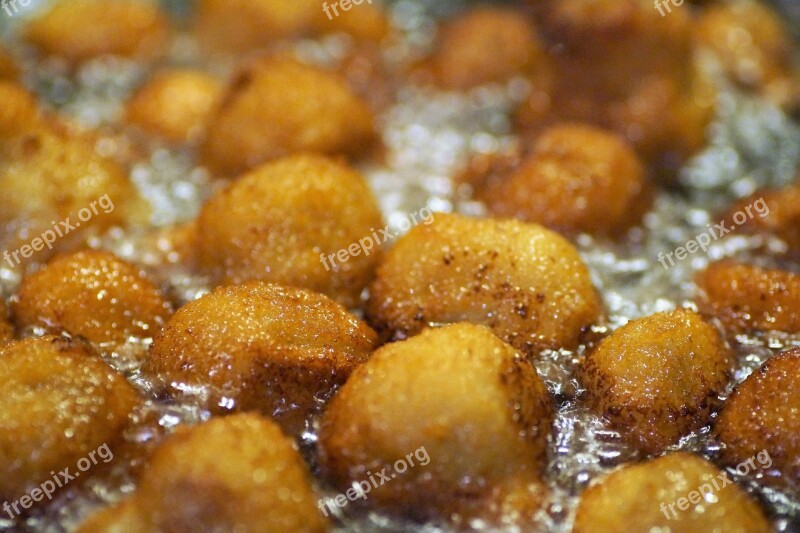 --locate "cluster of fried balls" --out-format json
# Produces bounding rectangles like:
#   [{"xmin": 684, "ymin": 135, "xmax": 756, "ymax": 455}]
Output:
[{"xmin": 0, "ymin": 0, "xmax": 798, "ymax": 531}]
